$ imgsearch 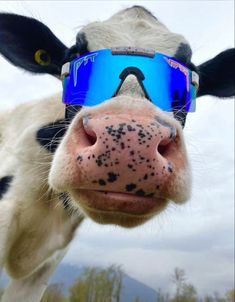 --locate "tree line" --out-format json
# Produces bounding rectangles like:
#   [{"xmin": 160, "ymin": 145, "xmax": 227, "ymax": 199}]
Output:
[{"xmin": 0, "ymin": 266, "xmax": 234, "ymax": 302}]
